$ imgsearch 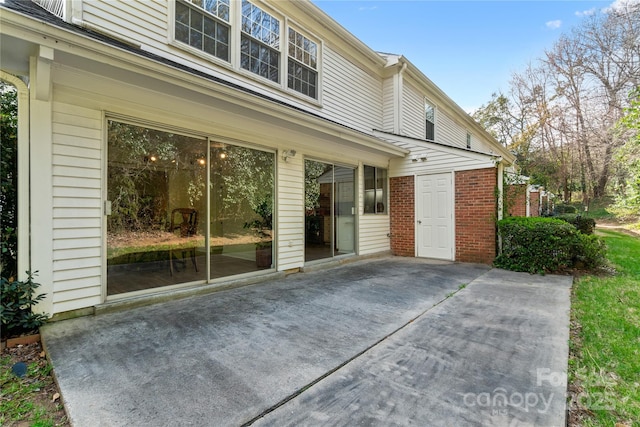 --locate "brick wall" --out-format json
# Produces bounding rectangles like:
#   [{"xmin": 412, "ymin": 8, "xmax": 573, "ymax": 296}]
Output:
[
  {"xmin": 529, "ymin": 191, "xmax": 540, "ymax": 217},
  {"xmin": 506, "ymin": 184, "xmax": 527, "ymax": 217},
  {"xmin": 455, "ymin": 168, "xmax": 497, "ymax": 264},
  {"xmin": 389, "ymin": 176, "xmax": 415, "ymax": 256}
]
